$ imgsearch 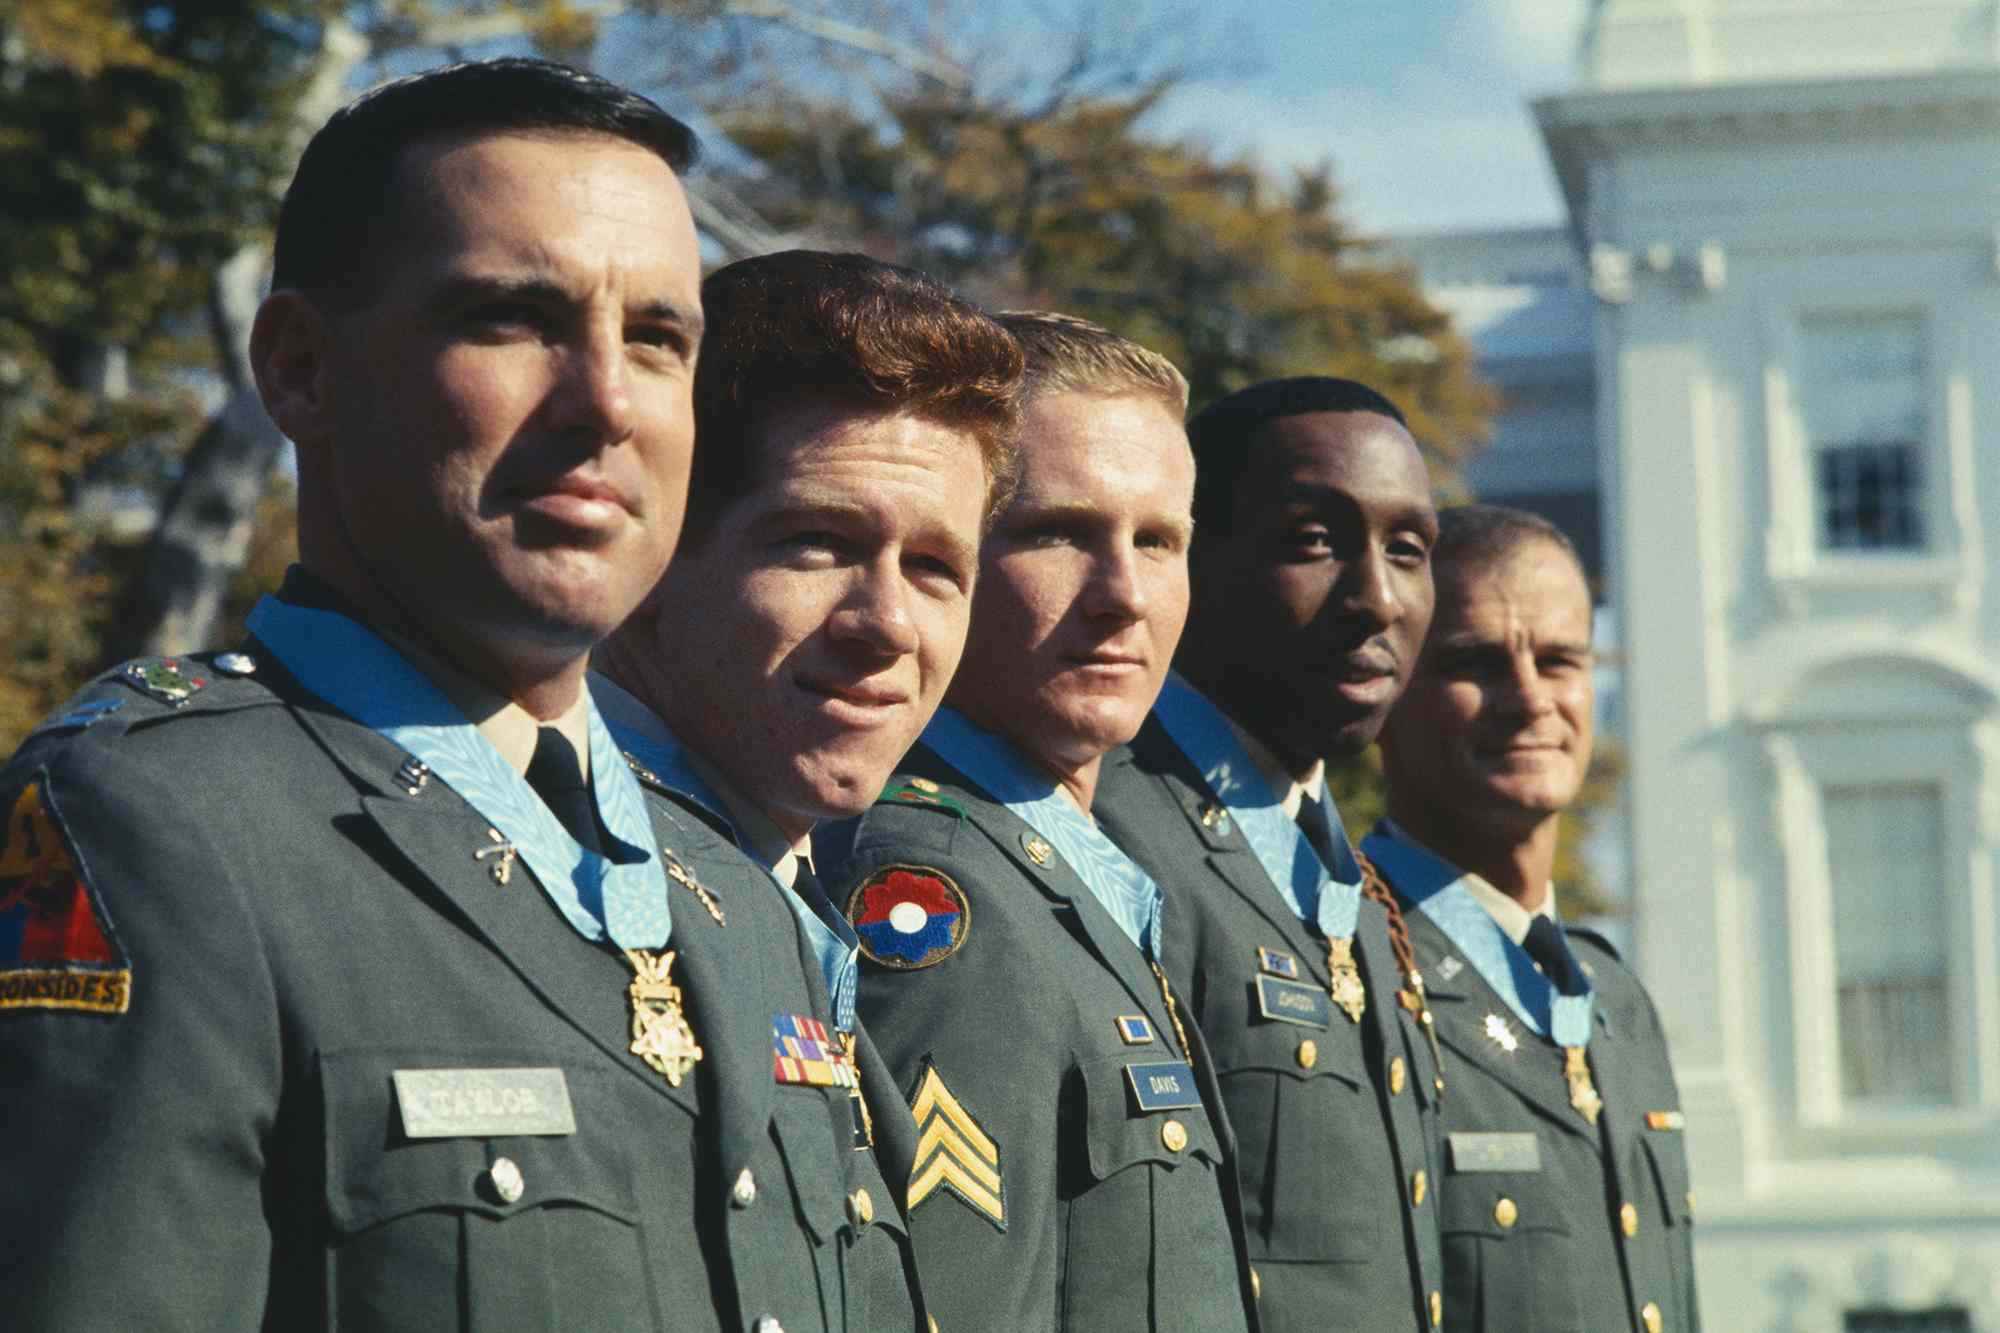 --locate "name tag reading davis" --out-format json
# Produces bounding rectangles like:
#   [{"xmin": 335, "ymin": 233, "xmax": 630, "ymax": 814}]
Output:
[
  {"xmin": 394, "ymin": 1067, "xmax": 577, "ymax": 1139},
  {"xmin": 1126, "ymin": 1060, "xmax": 1203, "ymax": 1112},
  {"xmin": 1255, "ymin": 975, "xmax": 1332, "ymax": 1029},
  {"xmin": 1447, "ymin": 1132, "xmax": 1541, "ymax": 1174}
]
